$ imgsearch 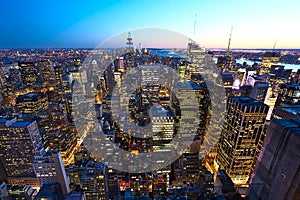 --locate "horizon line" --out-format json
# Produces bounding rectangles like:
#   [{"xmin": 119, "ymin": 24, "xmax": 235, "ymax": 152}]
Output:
[{"xmin": 0, "ymin": 47, "xmax": 300, "ymax": 50}]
